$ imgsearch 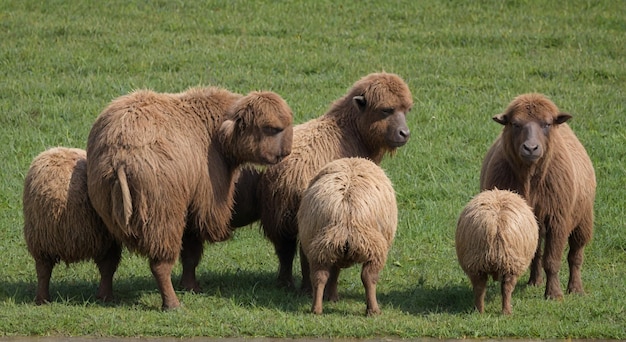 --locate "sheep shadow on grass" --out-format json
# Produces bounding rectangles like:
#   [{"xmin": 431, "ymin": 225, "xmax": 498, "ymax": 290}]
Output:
[
  {"xmin": 378, "ymin": 280, "xmax": 535, "ymax": 315},
  {"xmin": 0, "ymin": 268, "xmax": 310, "ymax": 312}
]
